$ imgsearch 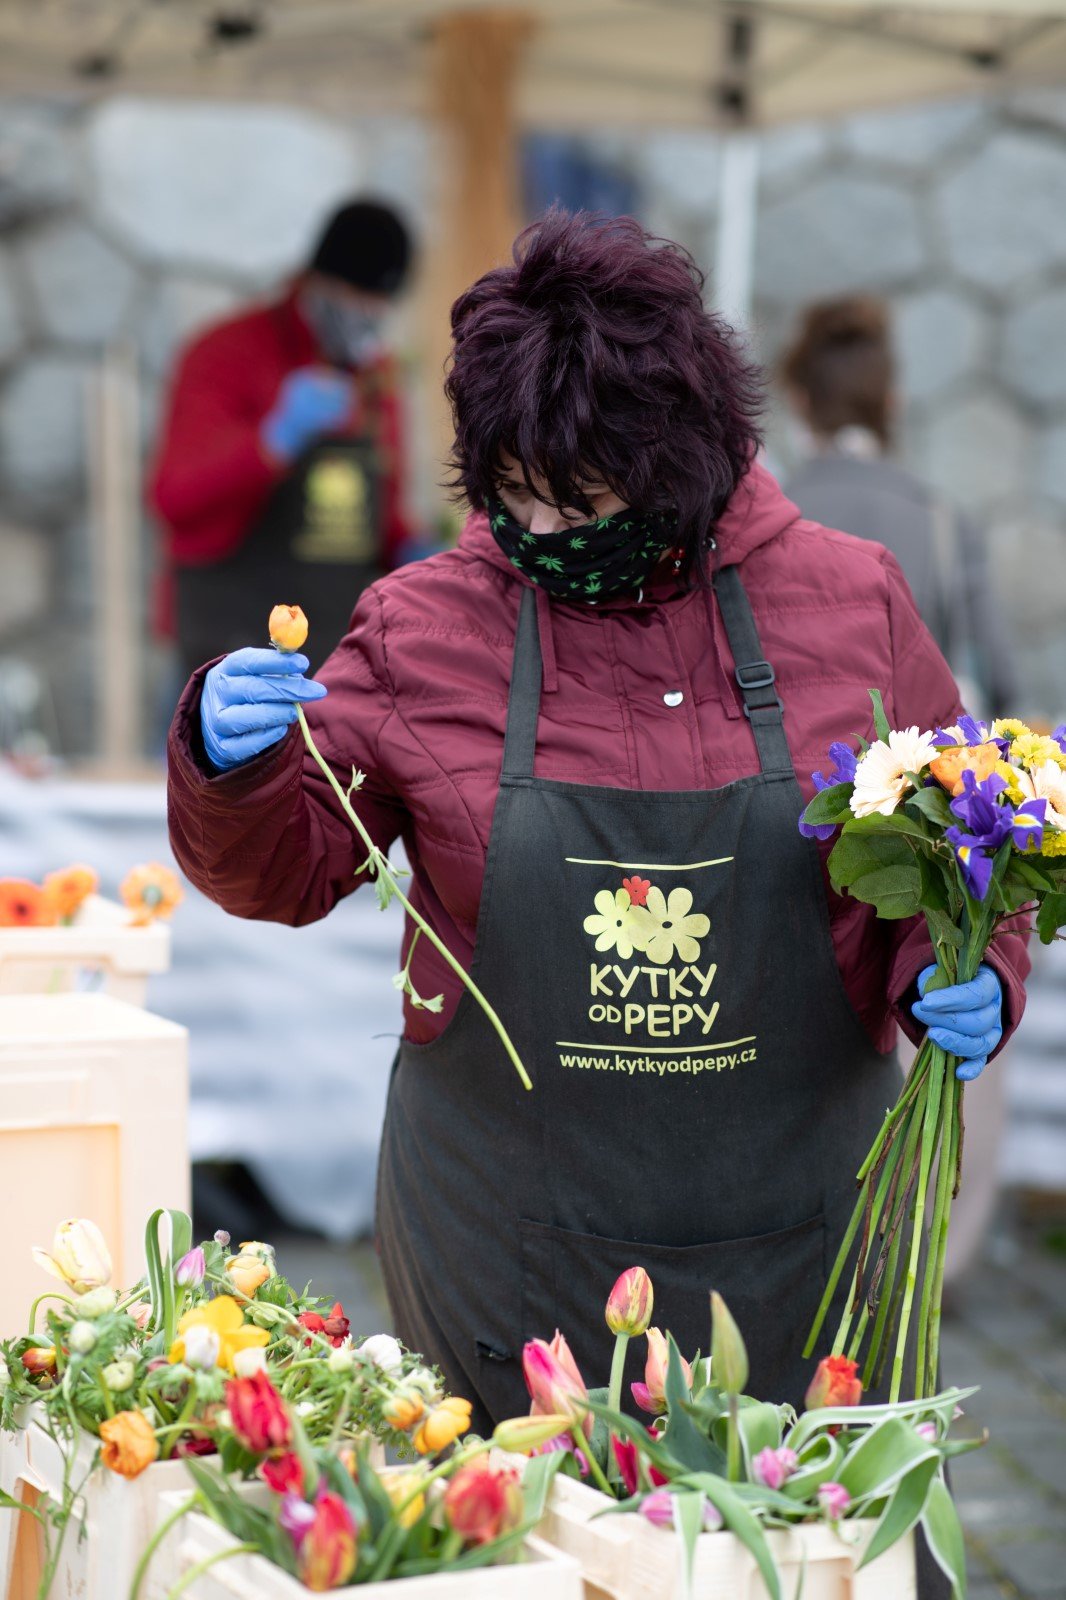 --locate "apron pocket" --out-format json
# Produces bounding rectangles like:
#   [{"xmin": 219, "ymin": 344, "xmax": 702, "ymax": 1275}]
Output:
[{"xmin": 519, "ymin": 1212, "xmax": 826, "ymax": 1411}]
